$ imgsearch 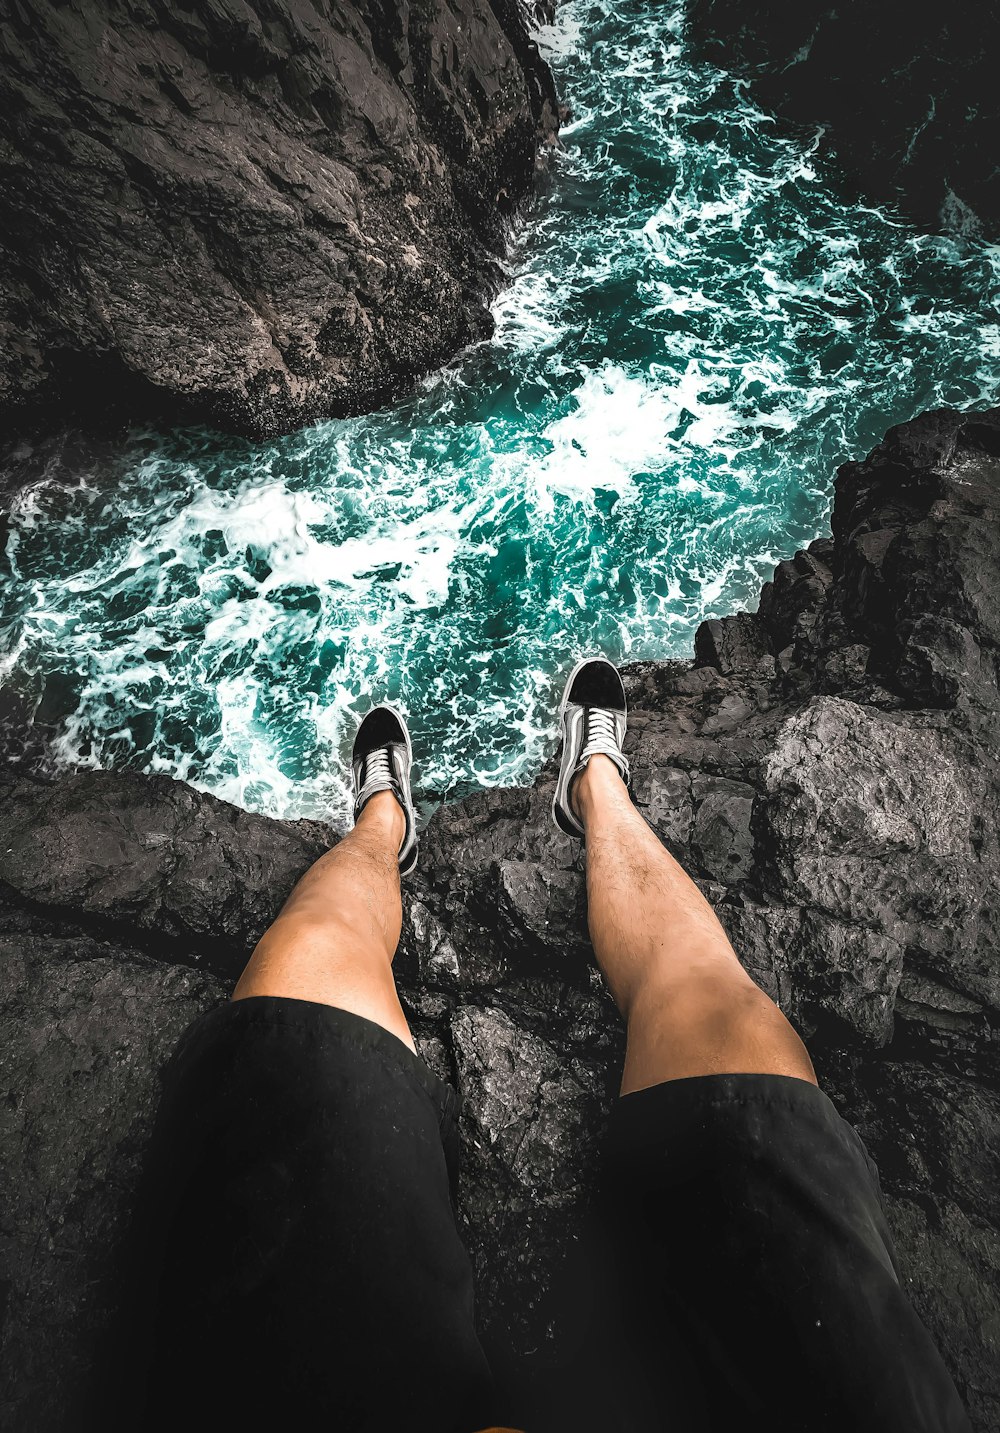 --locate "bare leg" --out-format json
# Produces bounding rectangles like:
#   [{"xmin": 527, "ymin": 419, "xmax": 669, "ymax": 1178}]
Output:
[
  {"xmin": 233, "ymin": 791, "xmax": 415, "ymax": 1052},
  {"xmin": 575, "ymin": 755, "xmax": 816, "ymax": 1095}
]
